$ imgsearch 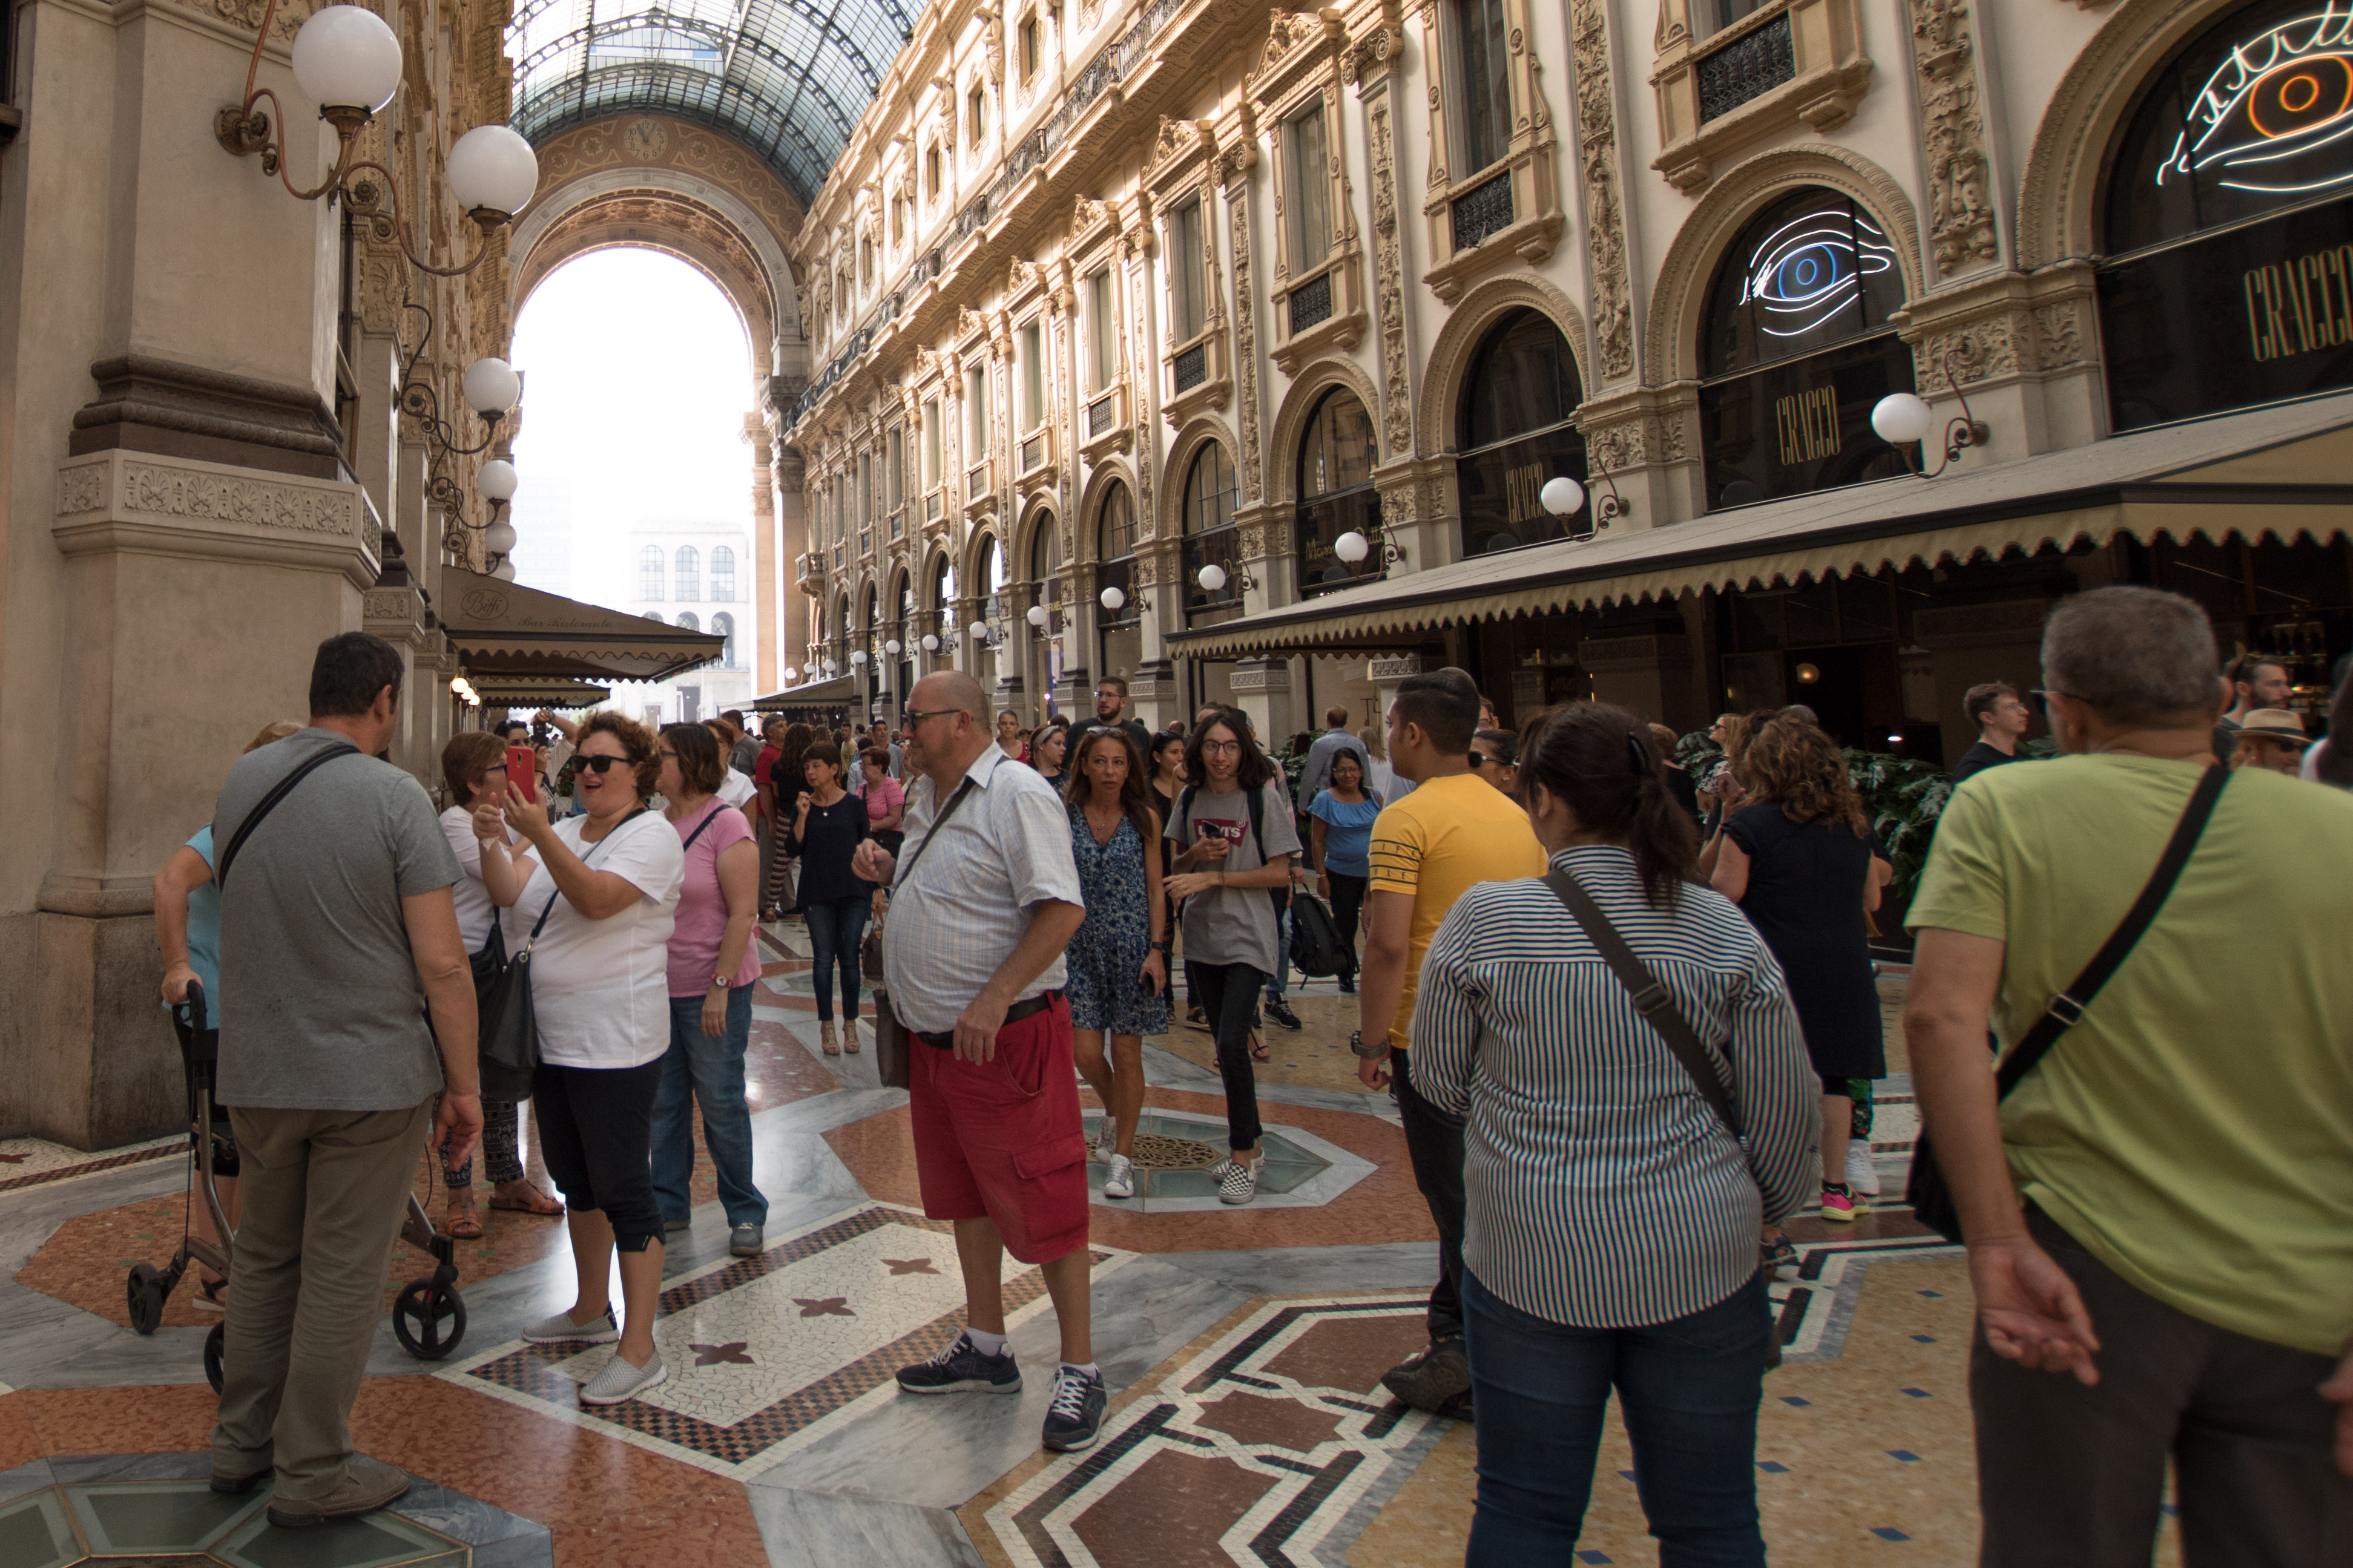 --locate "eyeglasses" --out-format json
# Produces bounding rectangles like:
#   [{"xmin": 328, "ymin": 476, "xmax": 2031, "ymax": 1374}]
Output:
[
  {"xmin": 576, "ymin": 753, "xmax": 628, "ymax": 773},
  {"xmin": 1465, "ymin": 753, "xmax": 1489, "ymax": 767},
  {"xmin": 901, "ymin": 707, "xmax": 961, "ymax": 732},
  {"xmin": 1200, "ymin": 740, "xmax": 1242, "ymax": 756}
]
